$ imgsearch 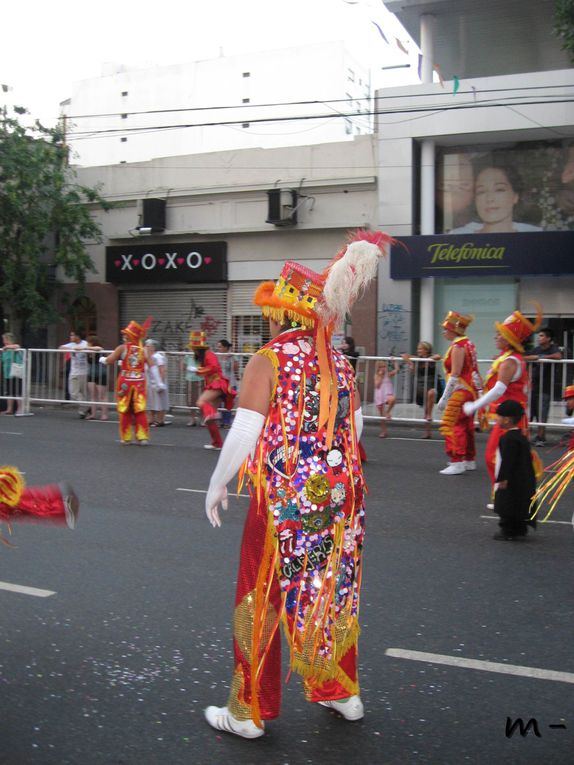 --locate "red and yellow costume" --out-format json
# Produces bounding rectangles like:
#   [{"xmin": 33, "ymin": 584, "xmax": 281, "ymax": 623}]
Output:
[
  {"xmin": 439, "ymin": 312, "xmax": 481, "ymax": 464},
  {"xmin": 220, "ymin": 233, "xmax": 393, "ymax": 728},
  {"xmin": 0, "ymin": 466, "xmax": 78, "ymax": 542},
  {"xmin": 117, "ymin": 320, "xmax": 150, "ymax": 444},
  {"xmin": 483, "ymin": 312, "xmax": 535, "ymax": 486},
  {"xmin": 531, "ymin": 384, "xmax": 574, "ymax": 520},
  {"xmin": 189, "ymin": 330, "xmax": 236, "ymax": 449}
]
